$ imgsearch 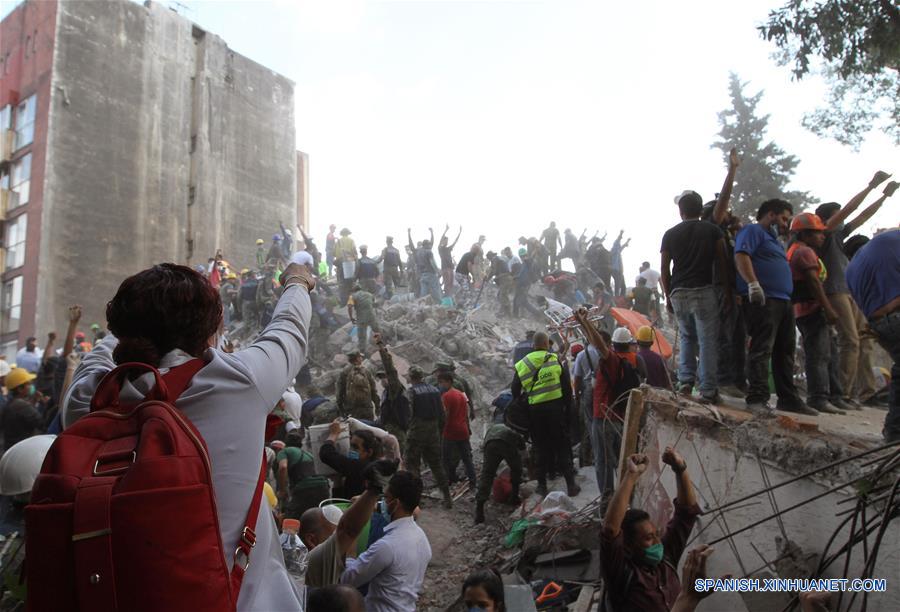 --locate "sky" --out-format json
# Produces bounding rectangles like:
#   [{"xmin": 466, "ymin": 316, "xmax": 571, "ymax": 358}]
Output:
[{"xmin": 7, "ymin": 0, "xmax": 898, "ymax": 275}]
